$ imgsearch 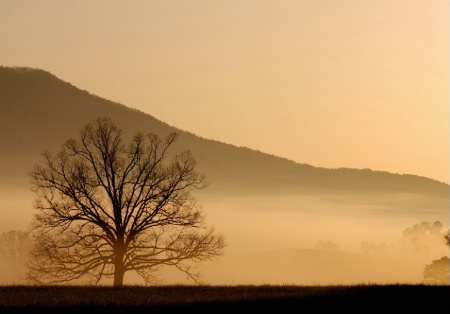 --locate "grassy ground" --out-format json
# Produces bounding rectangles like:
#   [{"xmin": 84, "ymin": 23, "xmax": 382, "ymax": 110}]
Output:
[{"xmin": 0, "ymin": 284, "xmax": 448, "ymax": 312}]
